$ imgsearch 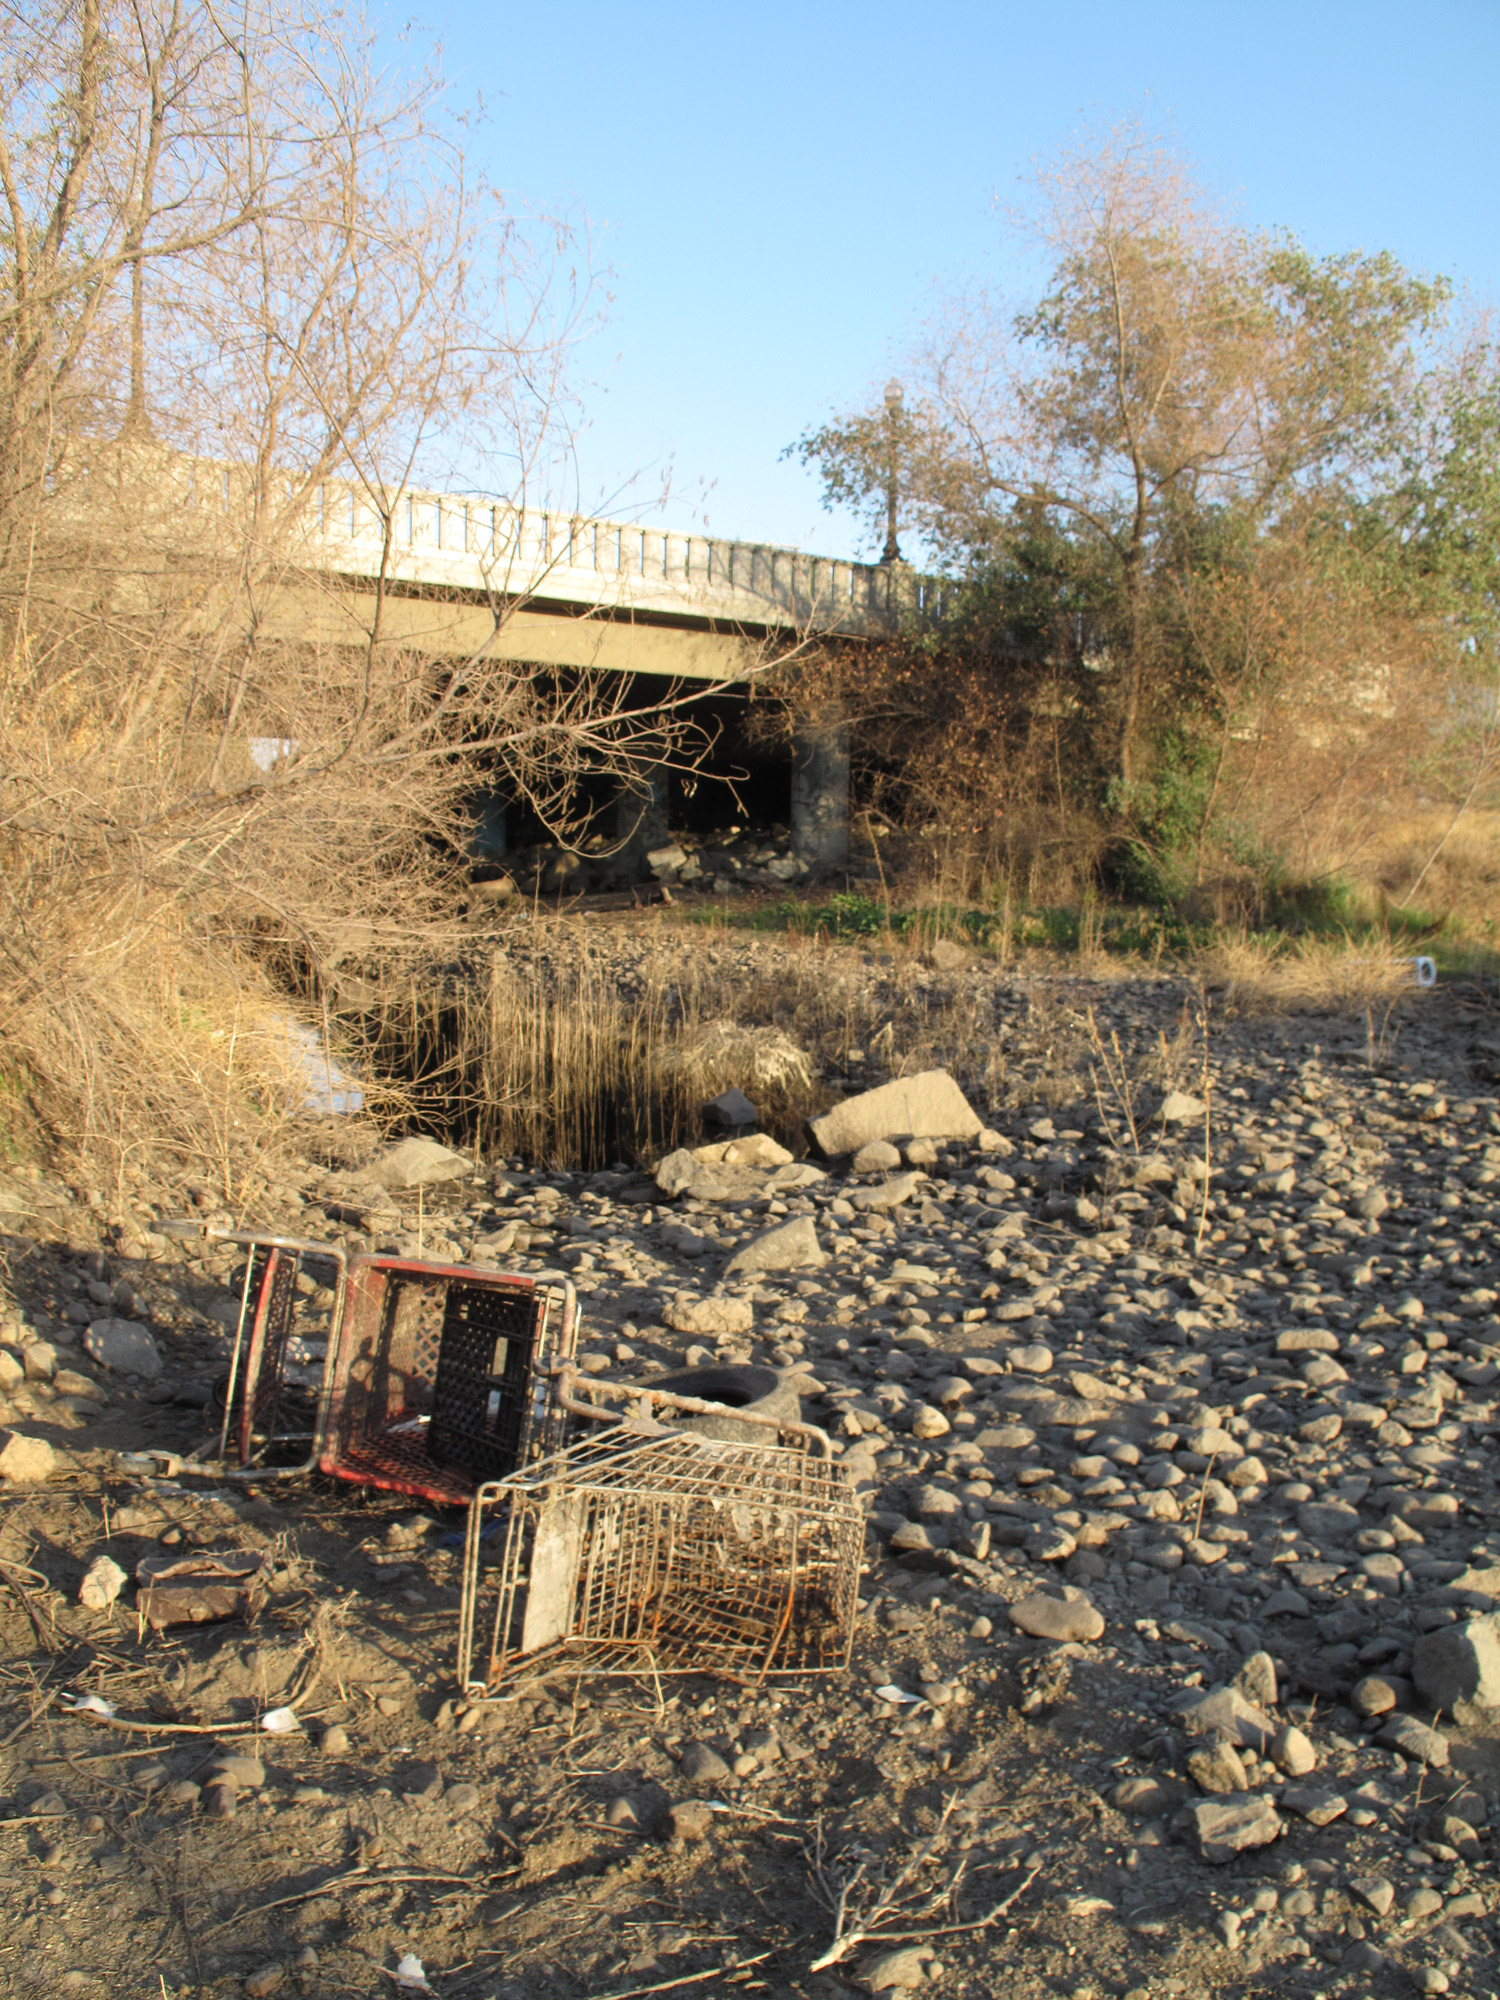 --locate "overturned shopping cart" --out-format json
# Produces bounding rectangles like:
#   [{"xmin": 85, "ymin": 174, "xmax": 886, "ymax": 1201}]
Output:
[{"xmin": 457, "ymin": 1373, "xmax": 863, "ymax": 1692}]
